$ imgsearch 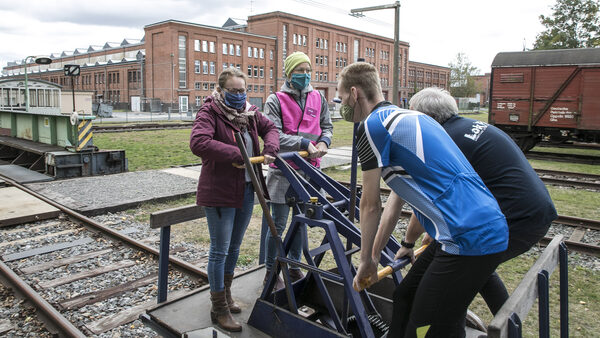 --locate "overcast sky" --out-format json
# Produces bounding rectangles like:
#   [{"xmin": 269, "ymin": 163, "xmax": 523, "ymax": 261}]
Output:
[{"xmin": 0, "ymin": 0, "xmax": 557, "ymax": 74}]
